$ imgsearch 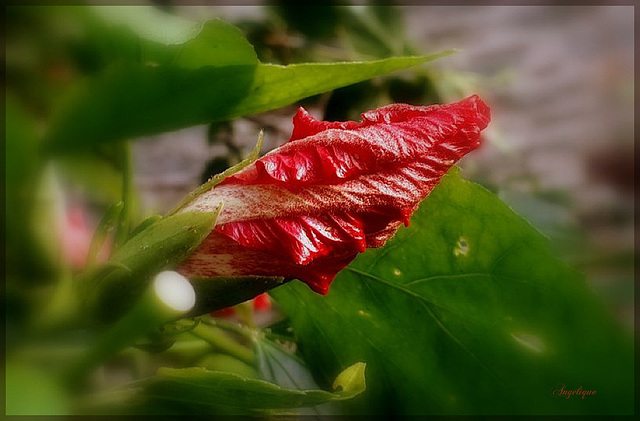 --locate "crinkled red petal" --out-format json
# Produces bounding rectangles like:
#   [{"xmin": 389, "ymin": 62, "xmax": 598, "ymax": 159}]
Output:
[{"xmin": 178, "ymin": 95, "xmax": 490, "ymax": 294}]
